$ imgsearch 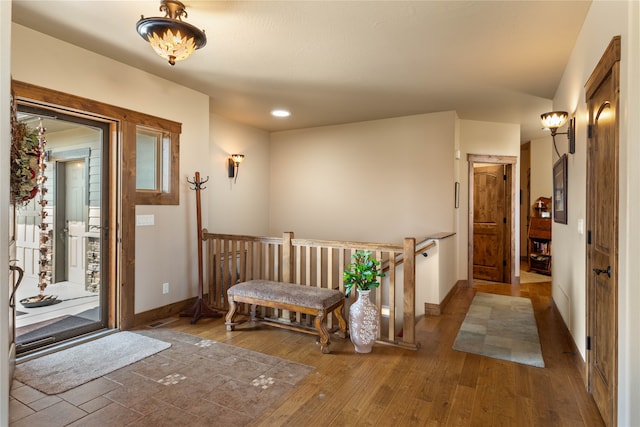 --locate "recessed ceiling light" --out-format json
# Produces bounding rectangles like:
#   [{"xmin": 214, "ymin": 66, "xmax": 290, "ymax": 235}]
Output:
[{"xmin": 271, "ymin": 109, "xmax": 291, "ymax": 118}]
